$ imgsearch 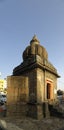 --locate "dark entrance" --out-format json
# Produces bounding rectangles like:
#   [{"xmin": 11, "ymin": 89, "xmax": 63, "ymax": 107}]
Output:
[{"xmin": 47, "ymin": 83, "xmax": 51, "ymax": 99}]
